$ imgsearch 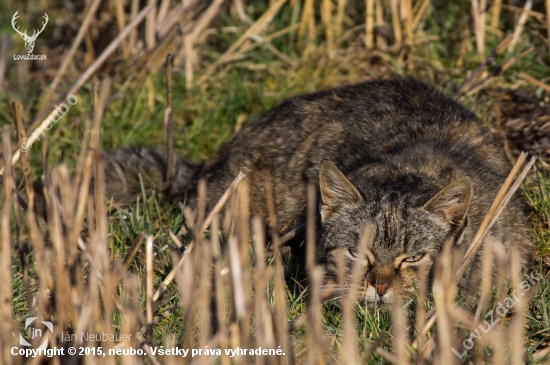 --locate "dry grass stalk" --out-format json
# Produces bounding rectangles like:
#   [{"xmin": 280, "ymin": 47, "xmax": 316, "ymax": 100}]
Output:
[
  {"xmin": 465, "ymin": 46, "xmax": 533, "ymax": 97},
  {"xmin": 403, "ymin": 0, "xmax": 413, "ymax": 46},
  {"xmin": 390, "ymin": 0, "xmax": 403, "ymax": 45},
  {"xmin": 210, "ymin": 215, "xmax": 232, "ymax": 365},
  {"xmin": 167, "ymin": 229, "xmax": 182, "ymax": 249},
  {"xmin": 465, "ymin": 47, "xmax": 534, "ymax": 97},
  {"xmin": 546, "ymin": 0, "xmax": 550, "ymax": 55},
  {"xmin": 473, "ymin": 239, "xmax": 498, "ymax": 324},
  {"xmin": 11, "ymin": 101, "xmax": 54, "ymax": 319},
  {"xmin": 322, "ymin": 0, "xmax": 334, "ymax": 51},
  {"xmin": 264, "ymin": 180, "xmax": 293, "ymax": 365},
  {"xmin": 519, "ymin": 71, "xmax": 550, "ymax": 92},
  {"xmin": 1, "ymin": 126, "xmax": 14, "ymax": 365},
  {"xmin": 489, "ymin": 268, "xmax": 507, "ymax": 365},
  {"xmin": 146, "ymin": 0, "xmax": 157, "ymax": 50},
  {"xmin": 0, "ymin": 35, "xmax": 9, "ymax": 86},
  {"xmin": 184, "ymin": 34, "xmax": 195, "ymax": 91},
  {"xmin": 299, "ymin": 0, "xmax": 316, "ymax": 47},
  {"xmin": 49, "ymin": 166, "xmax": 73, "ymax": 321},
  {"xmin": 455, "ymin": 152, "xmax": 535, "ymax": 284},
  {"xmin": 433, "ymin": 237, "xmax": 456, "ymax": 364},
  {"xmin": 129, "ymin": 0, "xmax": 140, "ymax": 51},
  {"xmin": 365, "ymin": 0, "xmax": 375, "ymax": 49},
  {"xmin": 156, "ymin": 0, "xmax": 171, "ymax": 24},
  {"xmin": 456, "ymin": 24, "xmax": 470, "ymax": 68},
  {"xmin": 508, "ymin": 0, "xmax": 533, "ymax": 52},
  {"xmin": 197, "ymin": 233, "xmax": 213, "ymax": 365},
  {"xmin": 235, "ymin": 0, "xmax": 250, "ymax": 23},
  {"xmin": 415, "ymin": 335, "xmax": 436, "ymax": 363},
  {"xmin": 533, "ymin": 347, "xmax": 550, "ymax": 362},
  {"xmin": 335, "ymin": 0, "xmax": 347, "ymax": 40},
  {"xmin": 82, "ymin": 81, "xmax": 115, "ymax": 365},
  {"xmin": 340, "ymin": 225, "xmax": 373, "ymax": 365},
  {"xmin": 176, "ymin": 239, "xmax": 197, "ymax": 364},
  {"xmin": 12, "ymin": 101, "xmax": 35, "ymax": 211},
  {"xmin": 306, "ymin": 185, "xmax": 316, "ymax": 272},
  {"xmin": 306, "ymin": 185, "xmax": 326, "ymax": 365},
  {"xmin": 73, "ymin": 119, "xmax": 91, "ymax": 196},
  {"xmin": 375, "ymin": 0, "xmax": 386, "ymax": 49},
  {"xmin": 249, "ymin": 33, "xmax": 296, "ymax": 66},
  {"xmin": 471, "ymin": 0, "xmax": 486, "ymax": 59},
  {"xmin": 184, "ymin": 0, "xmax": 226, "ymax": 88},
  {"xmin": 492, "ymin": 2, "xmax": 544, "ymax": 20},
  {"xmin": 156, "ymin": 3, "xmax": 186, "ymax": 39},
  {"xmin": 412, "ymin": 0, "xmax": 430, "ymax": 31},
  {"xmin": 333, "ymin": 250, "xmax": 348, "ymax": 362},
  {"xmin": 375, "ymin": 346, "xmax": 398, "ymax": 362},
  {"xmin": 154, "ymin": 171, "xmax": 246, "ymax": 301},
  {"xmin": 253, "ymin": 217, "xmax": 276, "ymax": 365},
  {"xmin": 510, "ymin": 250, "xmax": 528, "ymax": 364},
  {"xmin": 164, "ymin": 54, "xmax": 174, "ymax": 181},
  {"xmin": 236, "ymin": 182, "xmax": 254, "ymax": 356},
  {"xmin": 36, "ymin": 0, "xmax": 102, "ymax": 116},
  {"xmin": 361, "ymin": 332, "xmax": 387, "ymax": 362},
  {"xmin": 84, "ymin": 29, "xmax": 96, "ymax": 71},
  {"xmin": 123, "ymin": 233, "xmax": 145, "ymax": 270},
  {"xmin": 461, "ymin": 41, "xmax": 534, "ymax": 97},
  {"xmin": 119, "ymin": 275, "xmax": 140, "ymax": 365},
  {"xmin": 91, "ymin": 79, "xmax": 111, "ymax": 249},
  {"xmin": 307, "ymin": 266, "xmax": 326, "ymax": 365},
  {"xmin": 414, "ymin": 261, "xmax": 429, "ymax": 352},
  {"xmin": 114, "ymin": 0, "xmax": 130, "ymax": 58},
  {"xmin": 72, "ymin": 150, "xmax": 94, "ymax": 245},
  {"xmin": 201, "ymin": 0, "xmax": 288, "ymax": 82},
  {"xmin": 392, "ymin": 286, "xmax": 409, "ymax": 364},
  {"xmin": 11, "ymin": 184, "xmax": 31, "ymax": 320},
  {"xmin": 460, "ymin": 34, "xmax": 512, "ymax": 93},
  {"xmin": 279, "ymin": 221, "xmax": 306, "ymax": 245},
  {"xmin": 145, "ymin": 235, "xmax": 155, "ymax": 341},
  {"xmin": 491, "ymin": 0, "xmax": 502, "ymax": 28},
  {"xmin": 240, "ymin": 24, "xmax": 300, "ymax": 54},
  {"xmin": 414, "ymin": 152, "xmax": 536, "ymax": 347}
]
